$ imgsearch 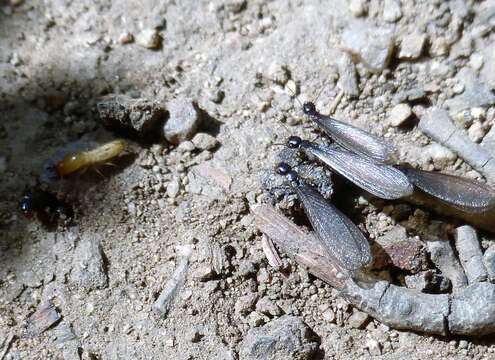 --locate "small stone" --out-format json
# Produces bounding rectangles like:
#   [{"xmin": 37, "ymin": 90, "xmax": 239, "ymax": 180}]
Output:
[
  {"xmin": 470, "ymin": 53, "xmax": 484, "ymax": 71},
  {"xmin": 166, "ymin": 179, "xmax": 180, "ymax": 198},
  {"xmin": 240, "ymin": 316, "xmax": 319, "ymax": 360},
  {"xmin": 97, "ymin": 95, "xmax": 166, "ymax": 140},
  {"xmin": 187, "ymin": 328, "xmax": 203, "ymax": 343},
  {"xmin": 225, "ymin": 0, "xmax": 247, "ymax": 14},
  {"xmin": 398, "ymin": 32, "xmax": 426, "ymax": 60},
  {"xmin": 247, "ymin": 311, "xmax": 267, "ymax": 327},
  {"xmin": 481, "ymin": 44, "xmax": 495, "ymax": 89},
  {"xmin": 194, "ymin": 263, "xmax": 216, "ymax": 281},
  {"xmin": 191, "ymin": 133, "xmax": 218, "ymax": 151},
  {"xmin": 136, "ymin": 29, "xmax": 161, "ymax": 49},
  {"xmin": 322, "ymin": 309, "xmax": 336, "ymax": 323},
  {"xmin": 445, "ymin": 69, "xmax": 495, "ymax": 114},
  {"xmin": 118, "ymin": 32, "xmax": 134, "ymax": 44},
  {"xmin": 430, "ymin": 37, "xmax": 450, "ymax": 57},
  {"xmin": 267, "ymin": 63, "xmax": 289, "ymax": 85},
  {"xmin": 452, "ymin": 83, "xmax": 465, "ymax": 95},
  {"xmin": 27, "ymin": 300, "xmax": 61, "ymax": 337},
  {"xmin": 177, "ymin": 140, "xmax": 195, "ymax": 153},
  {"xmin": 423, "ymin": 143, "xmax": 457, "ymax": 168},
  {"xmin": 468, "ymin": 121, "xmax": 486, "ymax": 143},
  {"xmin": 404, "ymin": 271, "xmax": 452, "ymax": 293},
  {"xmin": 365, "ymin": 338, "xmax": 381, "ymax": 356},
  {"xmin": 164, "ymin": 99, "xmax": 202, "ymax": 144},
  {"xmin": 388, "ymin": 103, "xmax": 412, "ymax": 127},
  {"xmin": 349, "ymin": 0, "xmax": 367, "ymax": 17},
  {"xmin": 237, "ymin": 260, "xmax": 256, "ymax": 277},
  {"xmin": 337, "ymin": 52, "xmax": 360, "ymax": 97},
  {"xmin": 71, "ymin": 234, "xmax": 108, "ymax": 291},
  {"xmin": 256, "ymin": 297, "xmax": 282, "ymax": 317},
  {"xmin": 458, "ymin": 340, "xmax": 468, "ymax": 349},
  {"xmin": 347, "ymin": 310, "xmax": 369, "ymax": 329},
  {"xmin": 341, "ymin": 20, "xmax": 395, "ymax": 73},
  {"xmin": 235, "ymin": 293, "xmax": 258, "ymax": 316},
  {"xmin": 383, "ymin": 0, "xmax": 402, "ymax": 23}
]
